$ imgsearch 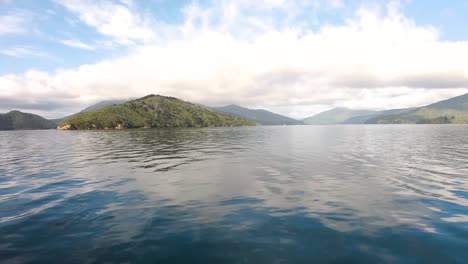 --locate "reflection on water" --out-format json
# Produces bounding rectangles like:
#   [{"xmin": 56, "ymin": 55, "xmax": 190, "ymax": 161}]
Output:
[{"xmin": 1, "ymin": 125, "xmax": 468, "ymax": 263}]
